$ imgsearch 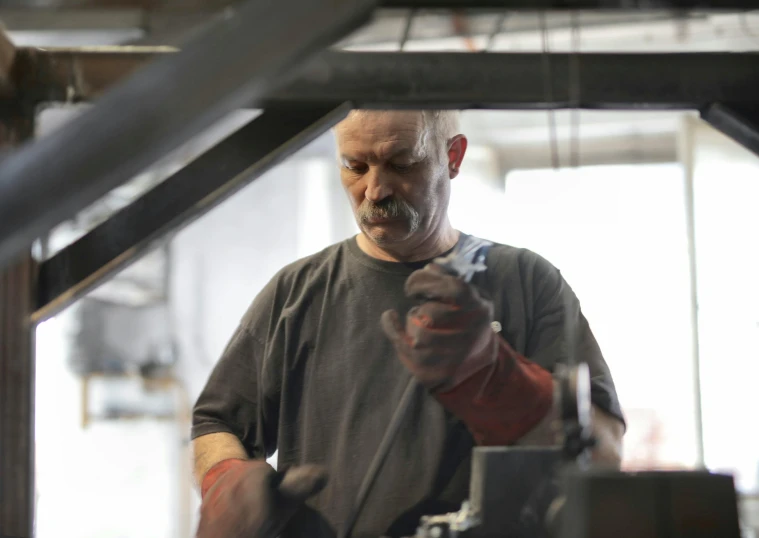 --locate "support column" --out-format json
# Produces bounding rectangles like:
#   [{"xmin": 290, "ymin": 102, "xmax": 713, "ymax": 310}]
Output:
[
  {"xmin": 678, "ymin": 114, "xmax": 705, "ymax": 469},
  {"xmin": 0, "ymin": 254, "xmax": 36, "ymax": 538},
  {"xmin": 0, "ymin": 27, "xmax": 38, "ymax": 534}
]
